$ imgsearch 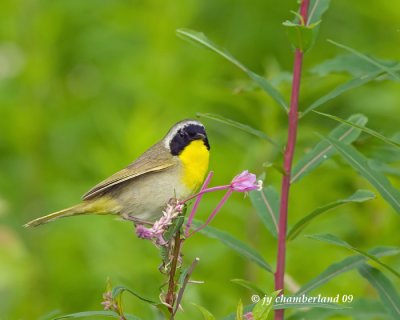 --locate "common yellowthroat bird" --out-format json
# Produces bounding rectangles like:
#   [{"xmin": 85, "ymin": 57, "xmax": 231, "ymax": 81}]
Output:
[{"xmin": 24, "ymin": 120, "xmax": 210, "ymax": 227}]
